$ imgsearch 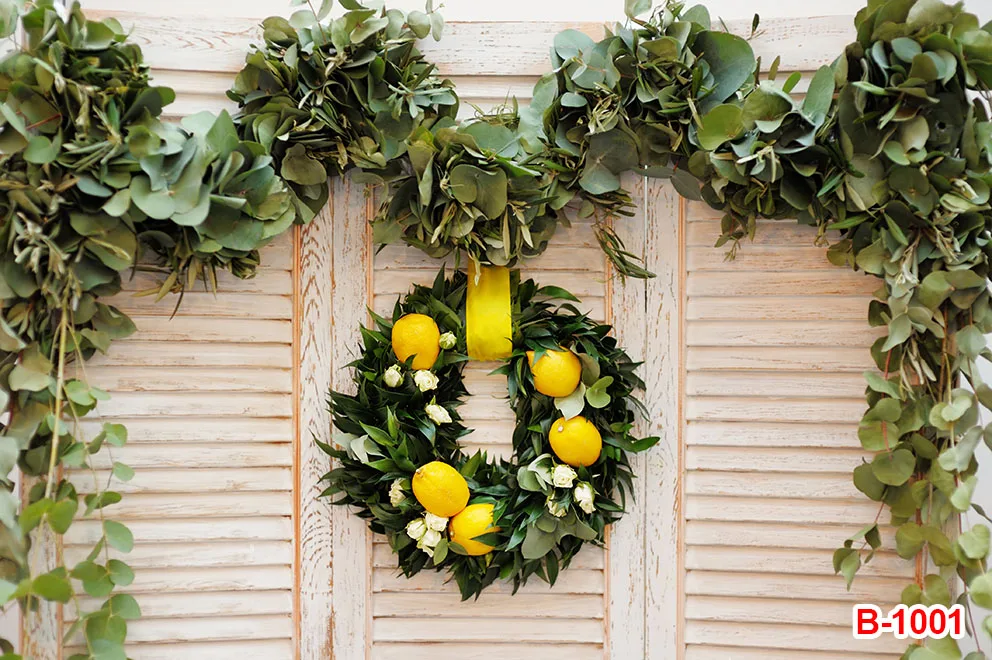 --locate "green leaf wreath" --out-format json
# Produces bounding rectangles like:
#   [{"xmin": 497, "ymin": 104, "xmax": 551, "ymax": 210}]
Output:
[{"xmin": 320, "ymin": 268, "xmax": 657, "ymax": 598}]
